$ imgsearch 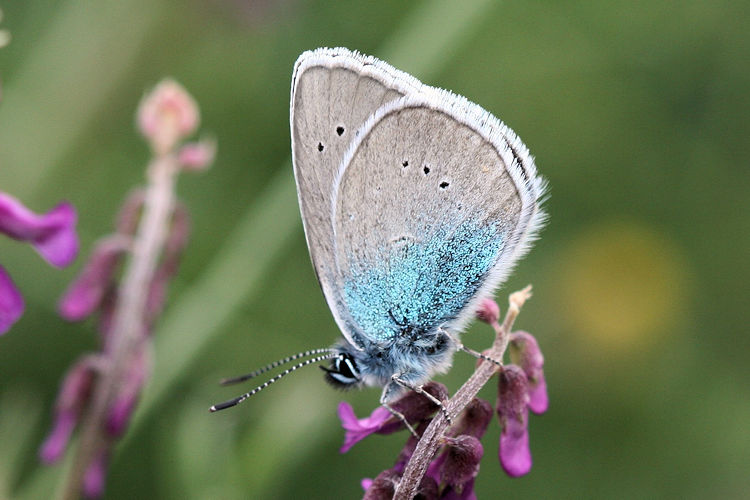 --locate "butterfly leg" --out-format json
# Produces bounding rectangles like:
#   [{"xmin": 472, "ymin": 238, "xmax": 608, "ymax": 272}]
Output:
[
  {"xmin": 442, "ymin": 328, "xmax": 503, "ymax": 368},
  {"xmin": 380, "ymin": 383, "xmax": 419, "ymax": 438},
  {"xmin": 391, "ymin": 375, "xmax": 452, "ymax": 425}
]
